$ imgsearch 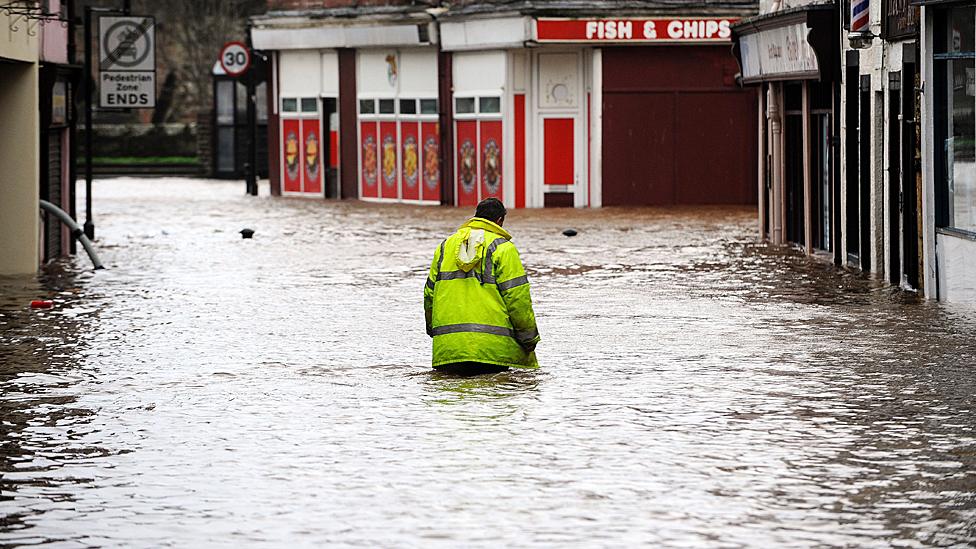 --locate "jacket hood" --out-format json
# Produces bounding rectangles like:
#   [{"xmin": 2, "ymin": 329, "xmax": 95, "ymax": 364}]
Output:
[
  {"xmin": 460, "ymin": 217, "xmax": 512, "ymax": 241},
  {"xmin": 453, "ymin": 218, "xmax": 512, "ymax": 273}
]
